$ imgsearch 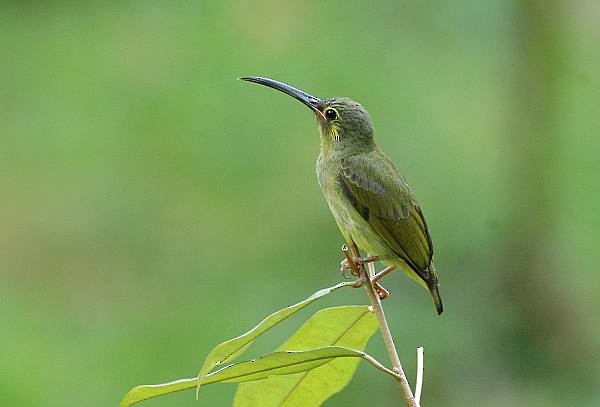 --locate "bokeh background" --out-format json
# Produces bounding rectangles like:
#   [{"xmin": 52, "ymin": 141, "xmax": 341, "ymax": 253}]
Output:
[{"xmin": 2, "ymin": 1, "xmax": 599, "ymax": 406}]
